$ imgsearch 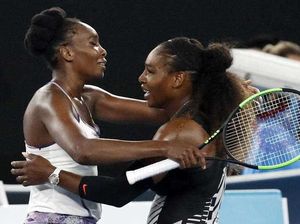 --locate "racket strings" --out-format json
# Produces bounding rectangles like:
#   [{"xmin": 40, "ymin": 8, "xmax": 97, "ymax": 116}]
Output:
[
  {"xmin": 254, "ymin": 146, "xmax": 299, "ymax": 165},
  {"xmin": 224, "ymin": 92, "xmax": 300, "ymax": 166}
]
